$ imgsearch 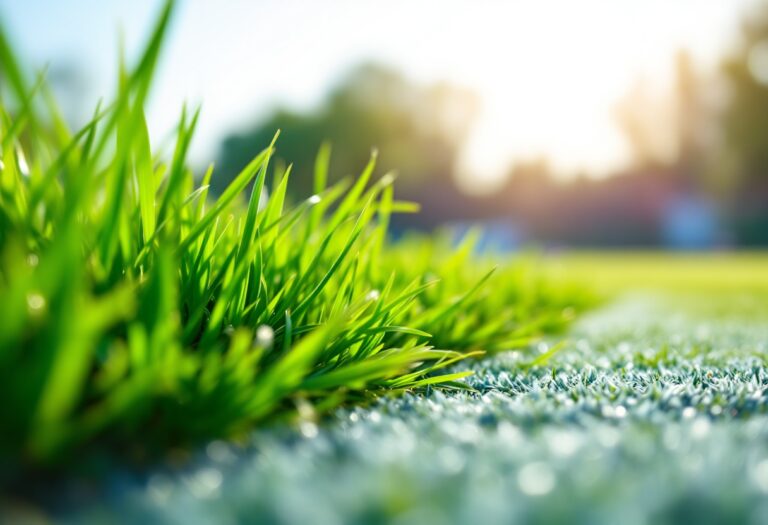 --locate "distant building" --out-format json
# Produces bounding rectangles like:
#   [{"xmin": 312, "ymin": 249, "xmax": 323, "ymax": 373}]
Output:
[
  {"xmin": 449, "ymin": 220, "xmax": 524, "ymax": 253},
  {"xmin": 661, "ymin": 193, "xmax": 722, "ymax": 249}
]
